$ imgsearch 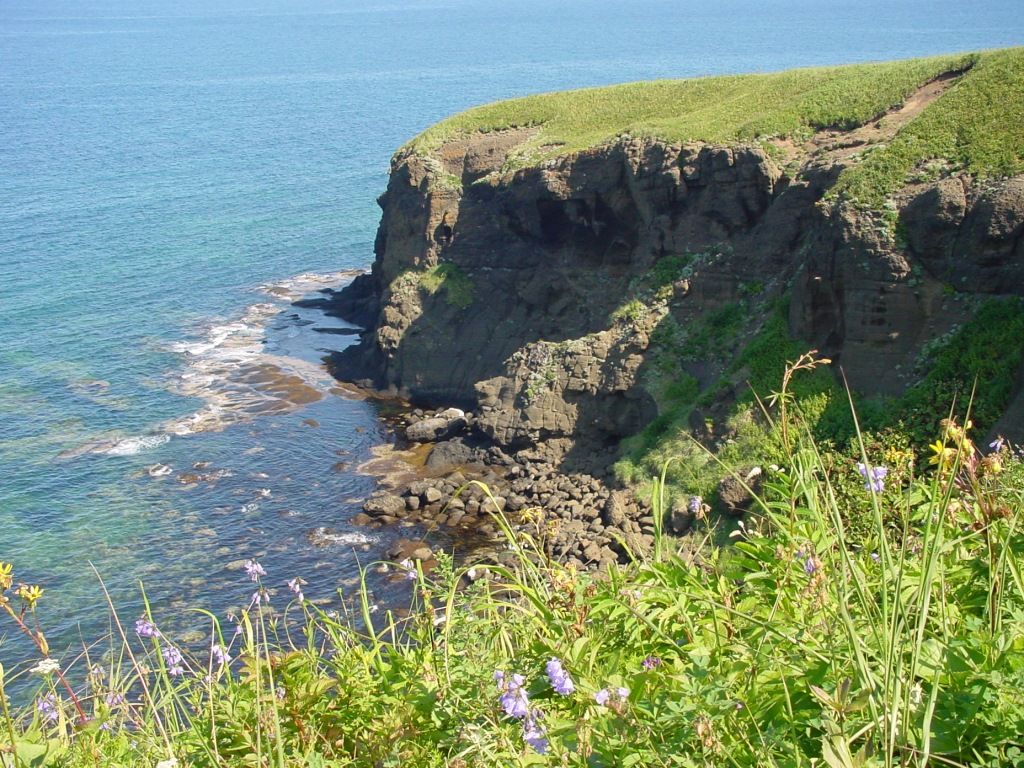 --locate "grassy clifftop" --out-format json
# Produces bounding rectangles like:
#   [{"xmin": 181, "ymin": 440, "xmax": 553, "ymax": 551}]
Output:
[{"xmin": 408, "ymin": 48, "xmax": 1024, "ymax": 205}]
